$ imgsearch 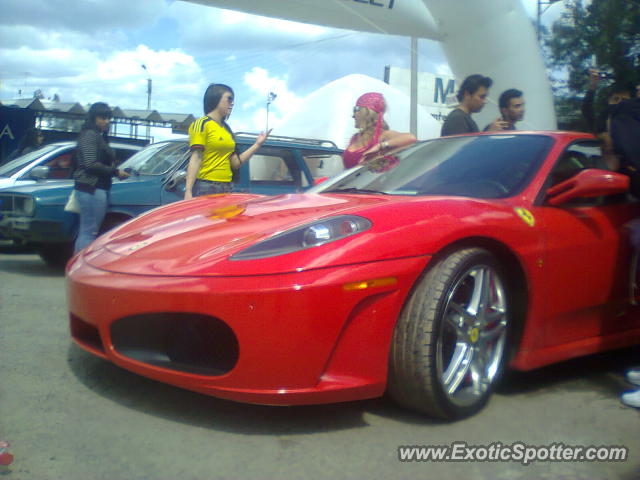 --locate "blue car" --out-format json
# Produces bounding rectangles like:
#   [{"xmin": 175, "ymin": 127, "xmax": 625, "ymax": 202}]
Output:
[
  {"xmin": 0, "ymin": 141, "xmax": 141, "ymax": 189},
  {"xmin": 0, "ymin": 134, "xmax": 343, "ymax": 265}
]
